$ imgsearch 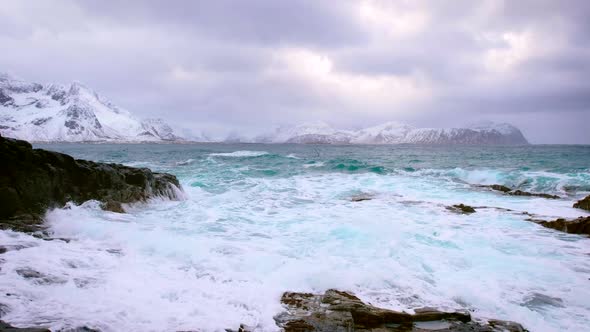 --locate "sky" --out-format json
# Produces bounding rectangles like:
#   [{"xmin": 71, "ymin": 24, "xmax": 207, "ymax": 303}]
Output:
[{"xmin": 1, "ymin": 0, "xmax": 589, "ymax": 143}]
